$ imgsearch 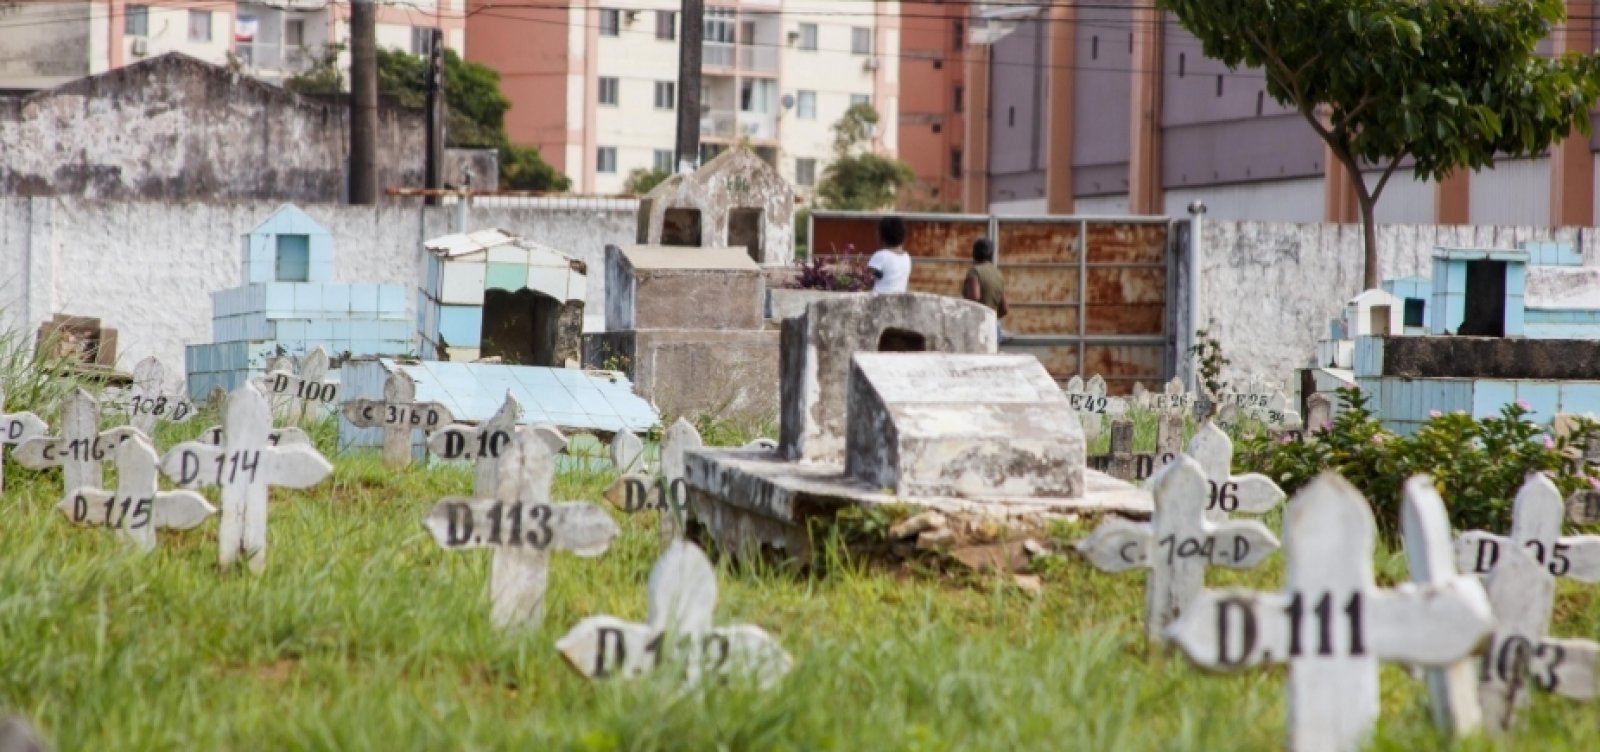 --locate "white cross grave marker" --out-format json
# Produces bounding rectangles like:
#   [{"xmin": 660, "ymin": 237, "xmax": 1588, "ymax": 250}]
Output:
[
  {"xmin": 159, "ymin": 385, "xmax": 333, "ymax": 573},
  {"xmin": 1400, "ymin": 476, "xmax": 1484, "ymax": 738},
  {"xmin": 1065, "ymin": 374, "xmax": 1128, "ymax": 440},
  {"xmin": 422, "ymin": 428, "xmax": 618, "ymax": 629},
  {"xmin": 1455, "ymin": 473, "xmax": 1600, "ymax": 582},
  {"xmin": 1134, "ymin": 377, "xmax": 1193, "ymax": 414},
  {"xmin": 15, "ymin": 389, "xmax": 139, "ymax": 498},
  {"xmin": 341, "ymin": 370, "xmax": 454, "ymax": 469},
  {"xmin": 59, "ymin": 435, "xmax": 216, "ymax": 551},
  {"xmin": 255, "ymin": 347, "xmax": 339, "ymax": 422},
  {"xmin": 197, "ymin": 424, "xmax": 311, "ymax": 449},
  {"xmin": 557, "ymin": 540, "xmax": 793, "ymax": 688},
  {"xmin": 120, "ymin": 356, "xmax": 197, "ymax": 435},
  {"xmin": 0, "ymin": 386, "xmax": 47, "ymax": 494},
  {"xmin": 1165, "ymin": 473, "xmax": 1495, "ymax": 752},
  {"xmin": 604, "ymin": 418, "xmax": 702, "ymax": 546},
  {"xmin": 610, "ymin": 430, "xmax": 645, "ymax": 474},
  {"xmin": 1180, "ymin": 421, "xmax": 1286, "ymax": 522},
  {"xmin": 1477, "ymin": 536, "xmax": 1600, "ymax": 732},
  {"xmin": 1078, "ymin": 455, "xmax": 1279, "ymax": 644},
  {"xmin": 427, "ymin": 392, "xmax": 521, "ymax": 496}
]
